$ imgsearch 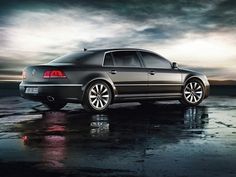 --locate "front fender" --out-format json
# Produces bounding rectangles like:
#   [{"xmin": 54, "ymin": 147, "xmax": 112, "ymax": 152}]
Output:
[
  {"xmin": 182, "ymin": 73, "xmax": 210, "ymax": 98},
  {"xmin": 183, "ymin": 75, "xmax": 208, "ymax": 86}
]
